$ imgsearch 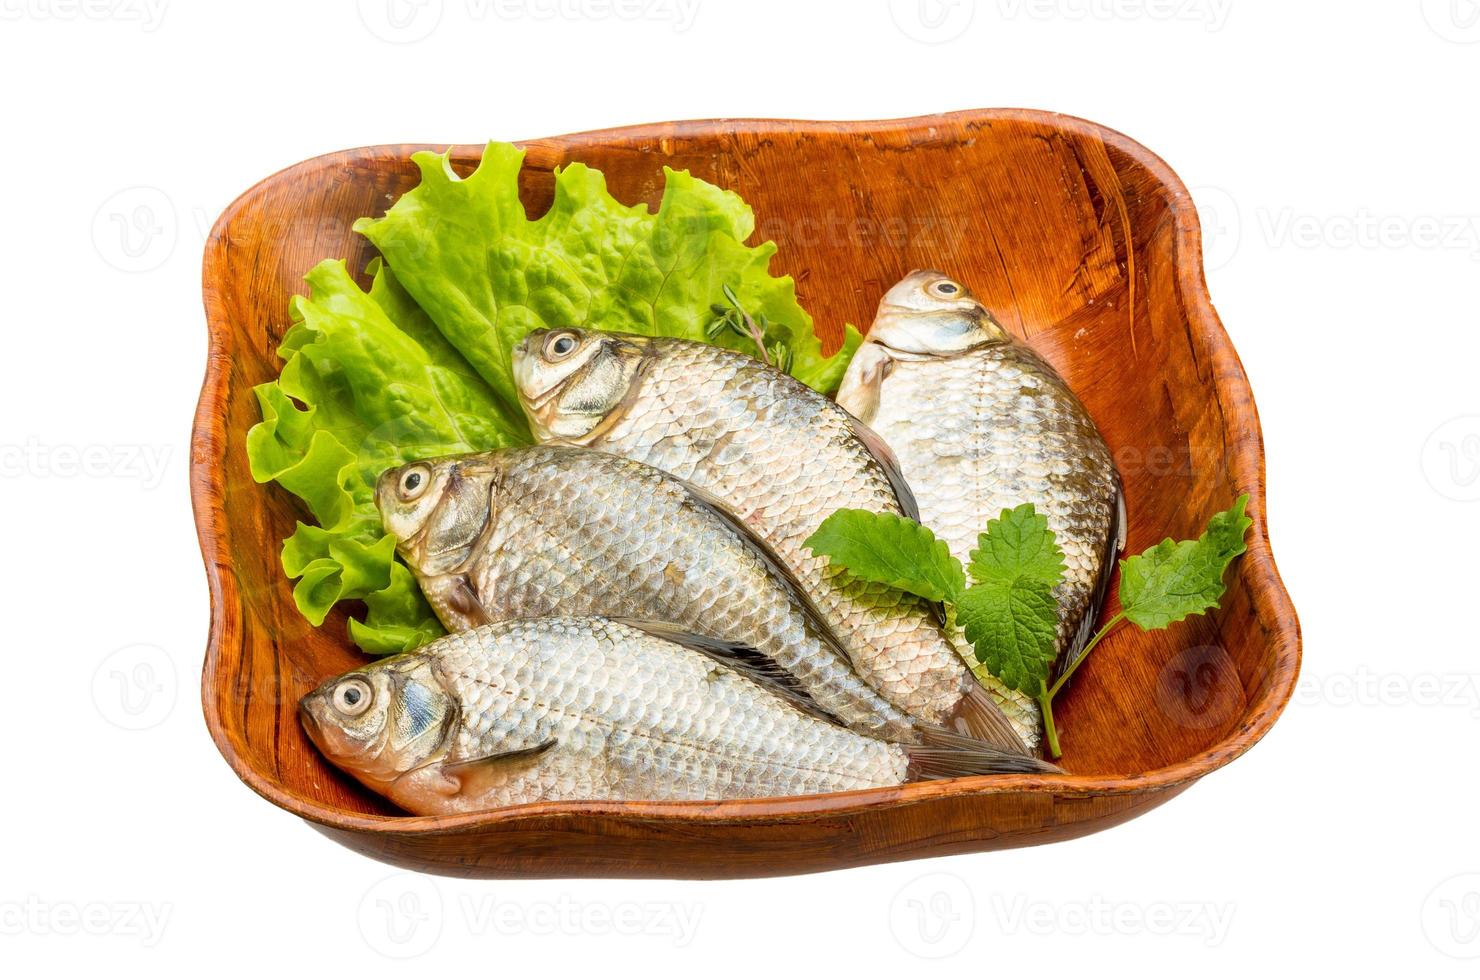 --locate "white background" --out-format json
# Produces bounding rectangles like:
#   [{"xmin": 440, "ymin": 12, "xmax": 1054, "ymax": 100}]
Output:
[{"xmin": 3, "ymin": 0, "xmax": 1476, "ymax": 974}]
